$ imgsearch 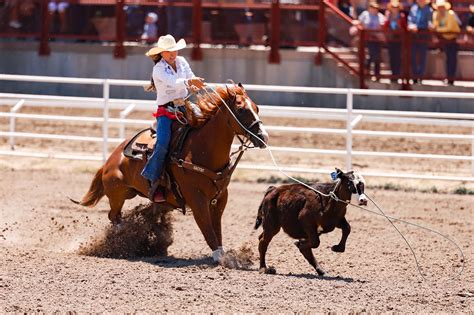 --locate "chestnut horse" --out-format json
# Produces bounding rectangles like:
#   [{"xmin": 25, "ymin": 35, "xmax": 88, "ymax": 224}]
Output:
[{"xmin": 73, "ymin": 84, "xmax": 269, "ymax": 261}]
